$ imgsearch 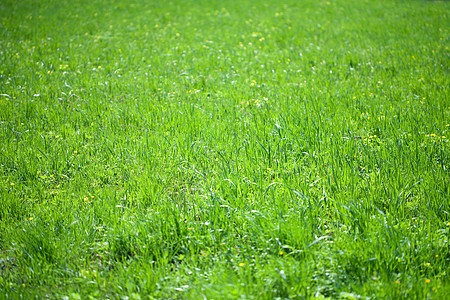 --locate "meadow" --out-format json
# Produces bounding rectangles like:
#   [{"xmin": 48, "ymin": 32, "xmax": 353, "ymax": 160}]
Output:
[{"xmin": 0, "ymin": 0, "xmax": 449, "ymax": 298}]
